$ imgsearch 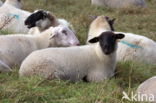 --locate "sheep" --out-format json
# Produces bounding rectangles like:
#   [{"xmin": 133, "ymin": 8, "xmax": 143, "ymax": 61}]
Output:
[
  {"xmin": 0, "ymin": 0, "xmax": 31, "ymax": 33},
  {"xmin": 0, "ymin": 2, "xmax": 74, "ymax": 34},
  {"xmin": 87, "ymin": 16, "xmax": 156, "ymax": 65},
  {"xmin": 0, "ymin": 1, "xmax": 3, "ymax": 7},
  {"xmin": 87, "ymin": 15, "xmax": 115, "ymax": 42},
  {"xmin": 91, "ymin": 0, "xmax": 146, "ymax": 9},
  {"xmin": 19, "ymin": 31, "xmax": 125, "ymax": 82},
  {"xmin": 25, "ymin": 10, "xmax": 75, "ymax": 35},
  {"xmin": 3, "ymin": 0, "xmax": 22, "ymax": 9},
  {"xmin": 116, "ymin": 32, "xmax": 156, "ymax": 65},
  {"xmin": 136, "ymin": 76, "xmax": 156, "ymax": 102},
  {"xmin": 0, "ymin": 25, "xmax": 80, "ymax": 73}
]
